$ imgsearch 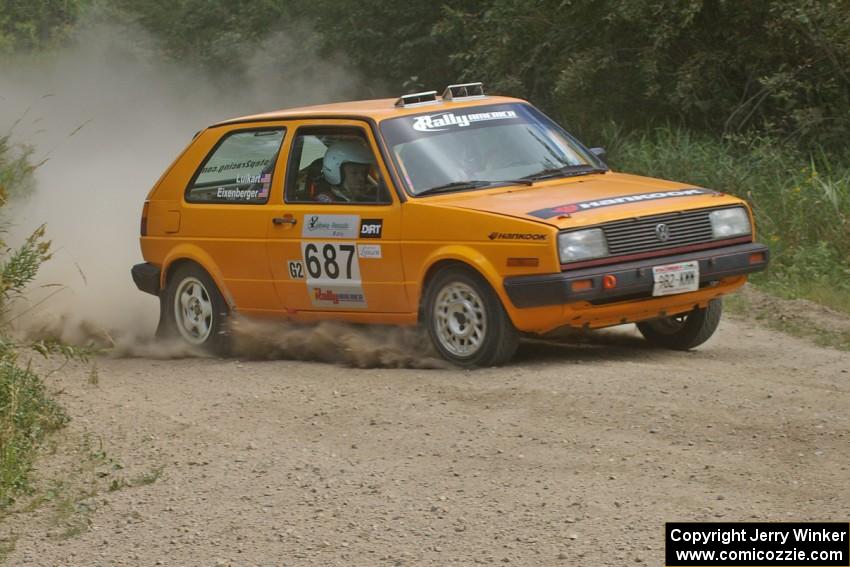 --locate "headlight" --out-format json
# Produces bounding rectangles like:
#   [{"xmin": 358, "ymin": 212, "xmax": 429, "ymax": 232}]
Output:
[
  {"xmin": 709, "ymin": 207, "xmax": 751, "ymax": 238},
  {"xmin": 558, "ymin": 228, "xmax": 608, "ymax": 263}
]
